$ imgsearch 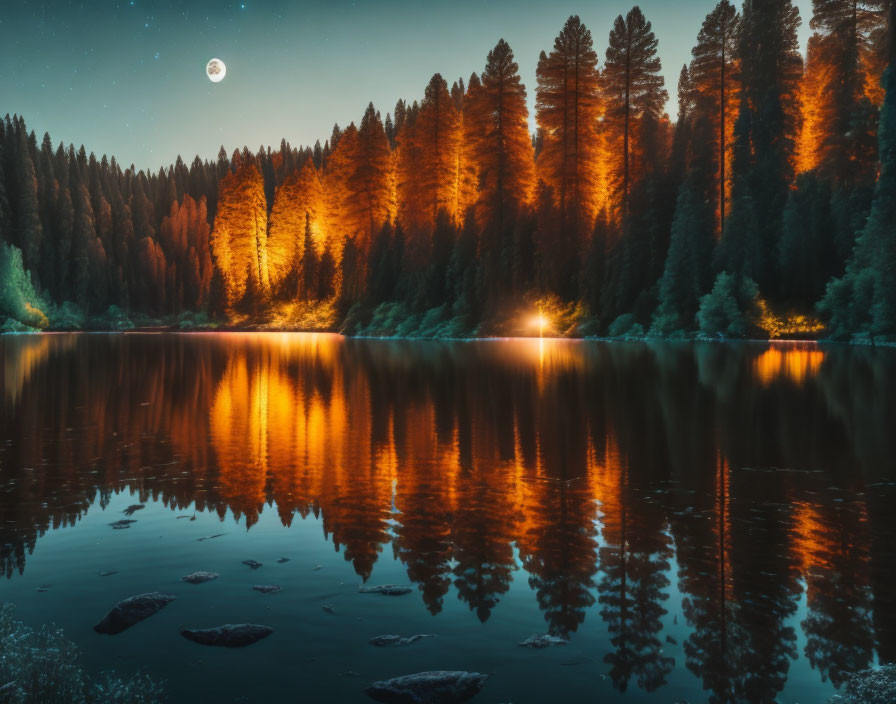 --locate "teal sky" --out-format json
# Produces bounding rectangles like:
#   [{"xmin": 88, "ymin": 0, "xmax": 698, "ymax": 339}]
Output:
[{"xmin": 1, "ymin": 0, "xmax": 812, "ymax": 171}]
